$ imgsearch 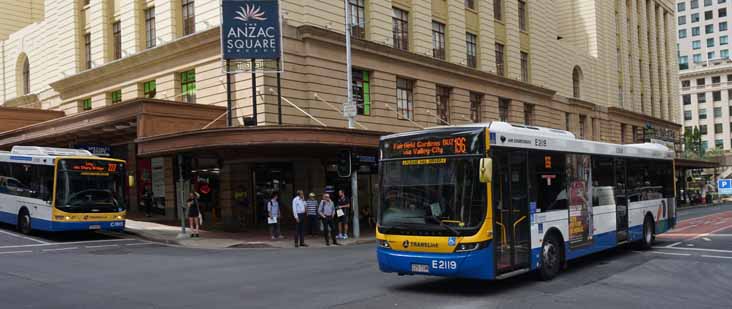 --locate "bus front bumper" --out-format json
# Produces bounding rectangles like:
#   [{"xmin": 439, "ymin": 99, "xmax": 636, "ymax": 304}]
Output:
[
  {"xmin": 377, "ymin": 244, "xmax": 495, "ymax": 280},
  {"xmin": 38, "ymin": 220, "xmax": 126, "ymax": 232}
]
